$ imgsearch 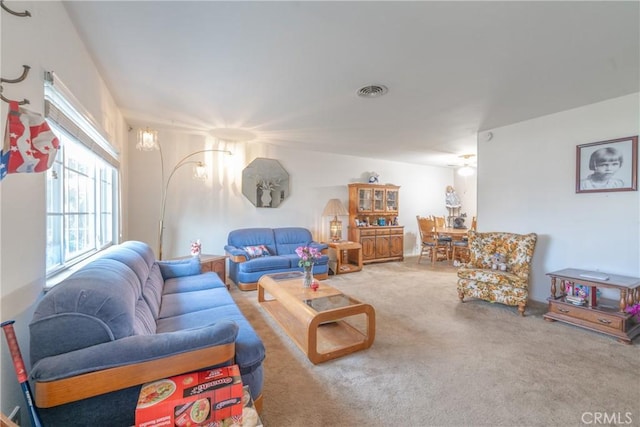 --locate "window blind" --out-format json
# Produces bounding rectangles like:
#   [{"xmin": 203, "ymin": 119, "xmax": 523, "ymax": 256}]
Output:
[{"xmin": 43, "ymin": 71, "xmax": 120, "ymax": 167}]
